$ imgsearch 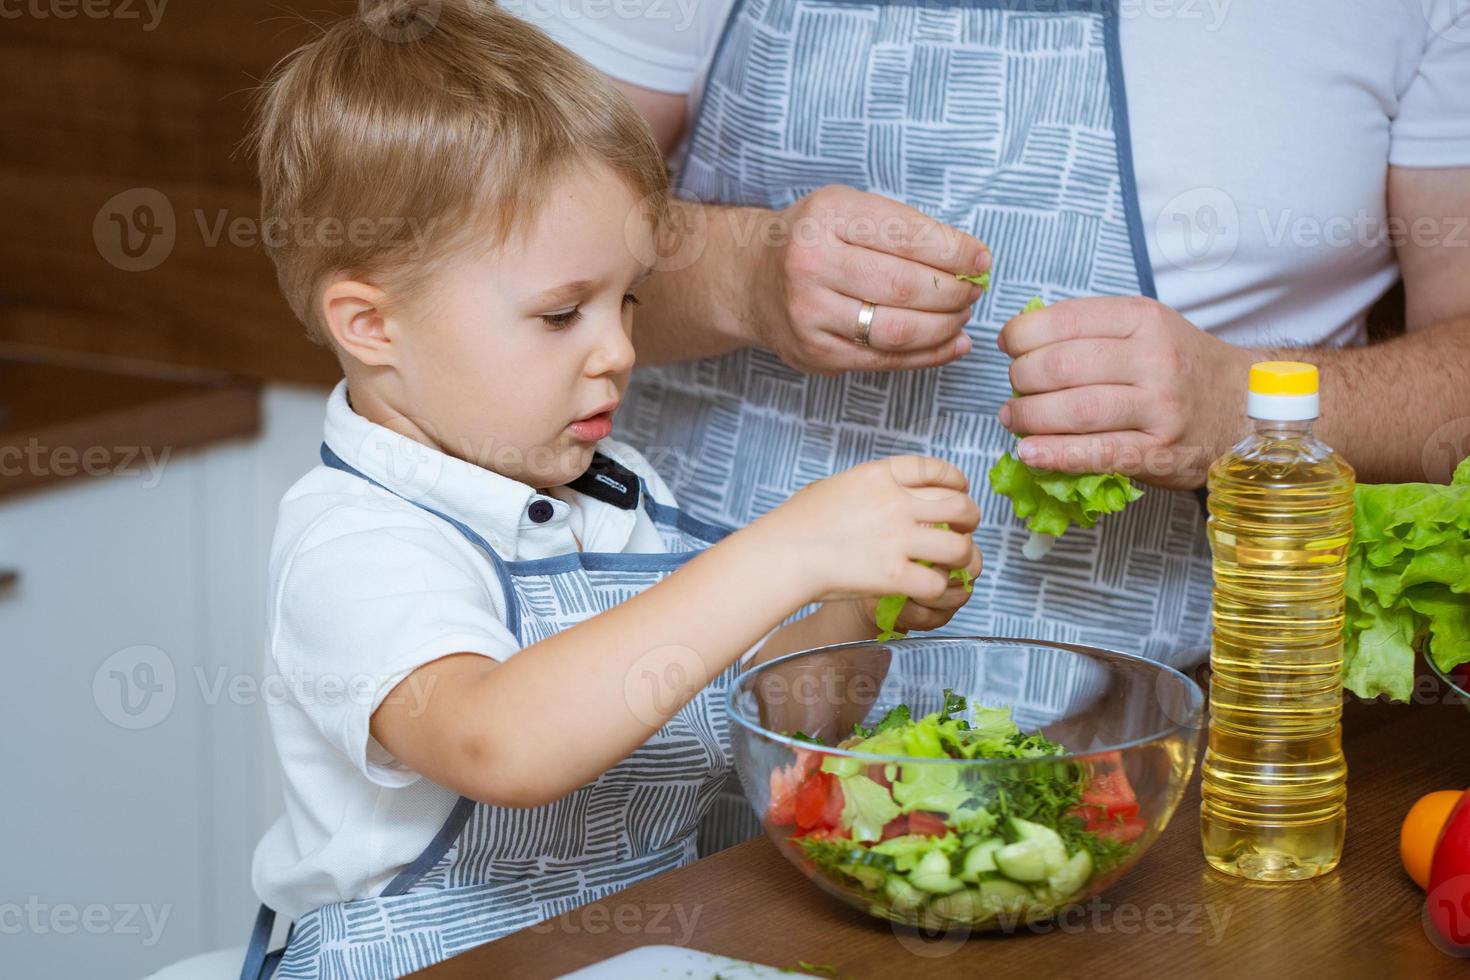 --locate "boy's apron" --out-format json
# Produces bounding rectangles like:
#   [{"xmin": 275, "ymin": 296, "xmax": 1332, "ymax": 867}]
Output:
[
  {"xmin": 620, "ymin": 0, "xmax": 1213, "ymax": 707},
  {"xmin": 241, "ymin": 444, "xmax": 752, "ymax": 980}
]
